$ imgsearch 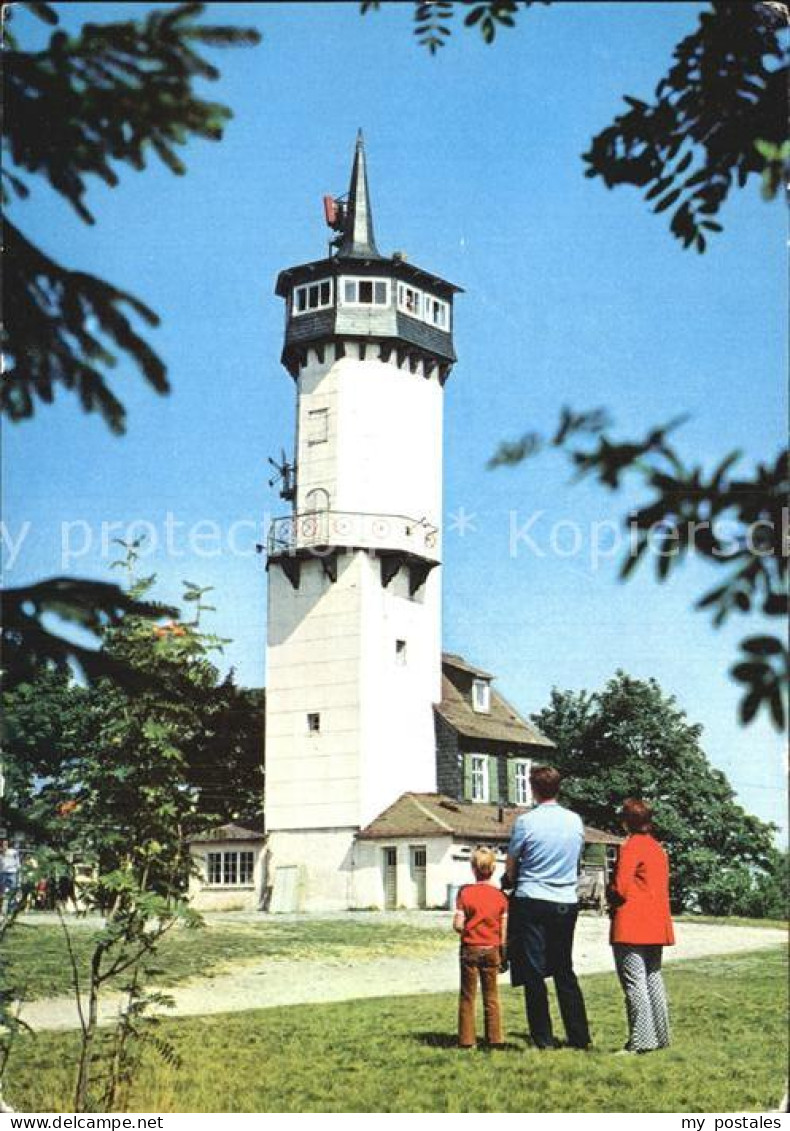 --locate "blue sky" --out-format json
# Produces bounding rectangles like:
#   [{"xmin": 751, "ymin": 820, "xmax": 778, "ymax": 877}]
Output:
[{"xmin": 3, "ymin": 2, "xmax": 787, "ymax": 839}]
